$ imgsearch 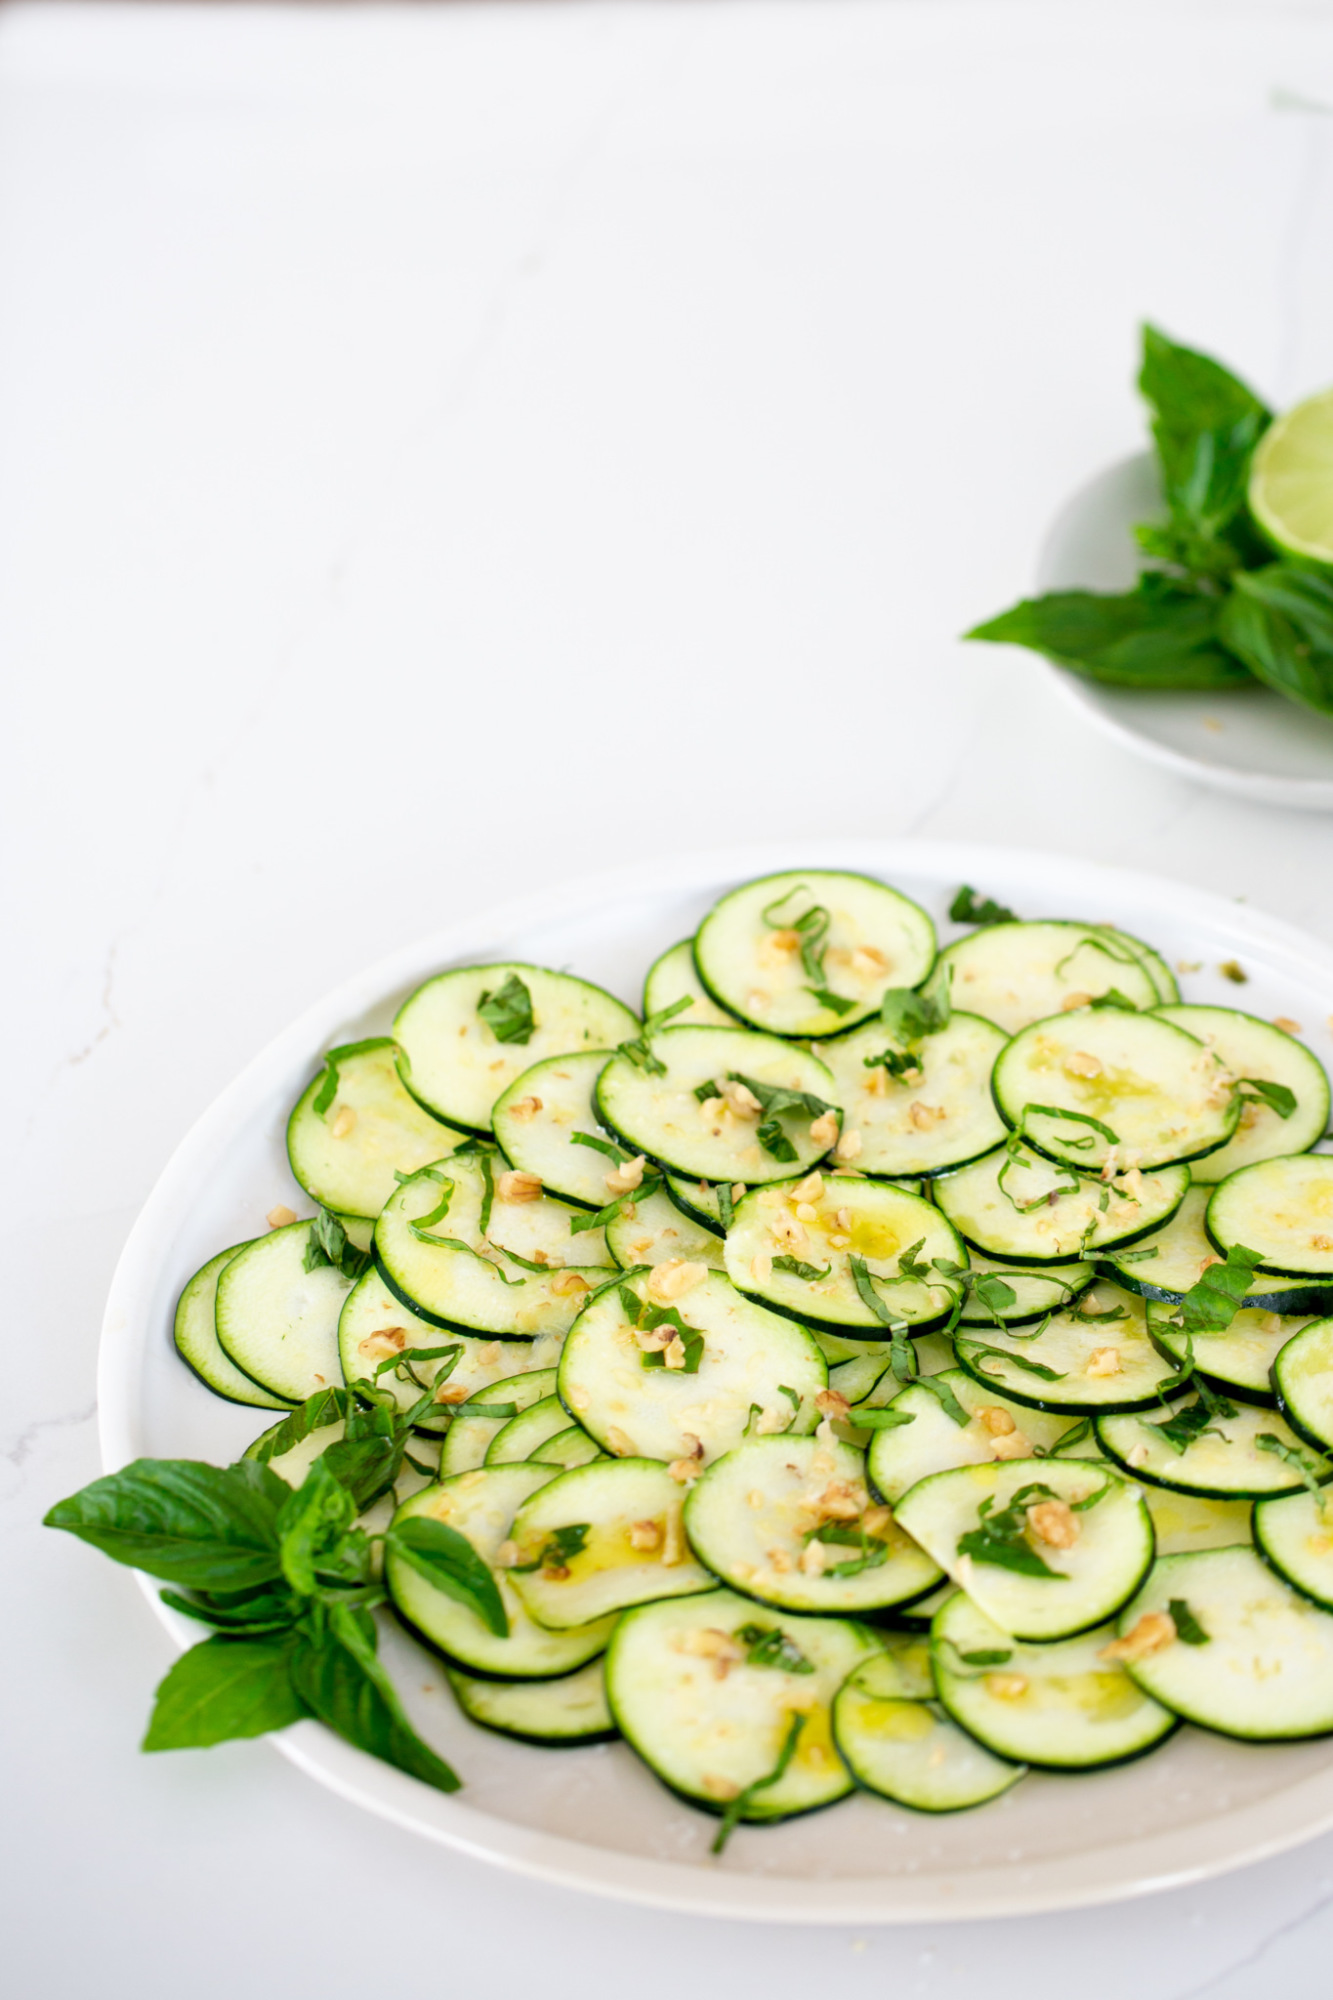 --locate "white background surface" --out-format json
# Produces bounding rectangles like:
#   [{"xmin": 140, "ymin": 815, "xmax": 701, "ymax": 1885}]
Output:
[{"xmin": 8, "ymin": 0, "xmax": 1333, "ymax": 1992}]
